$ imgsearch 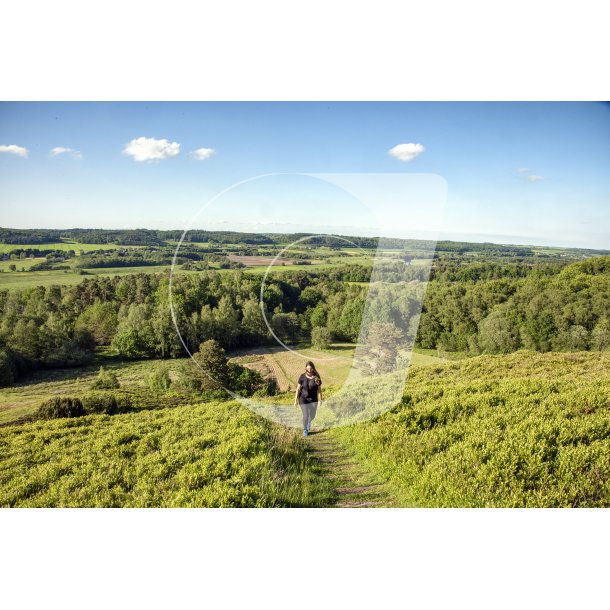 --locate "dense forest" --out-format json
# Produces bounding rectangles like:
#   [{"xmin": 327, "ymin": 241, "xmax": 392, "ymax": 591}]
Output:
[{"xmin": 0, "ymin": 253, "xmax": 608, "ymax": 387}]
